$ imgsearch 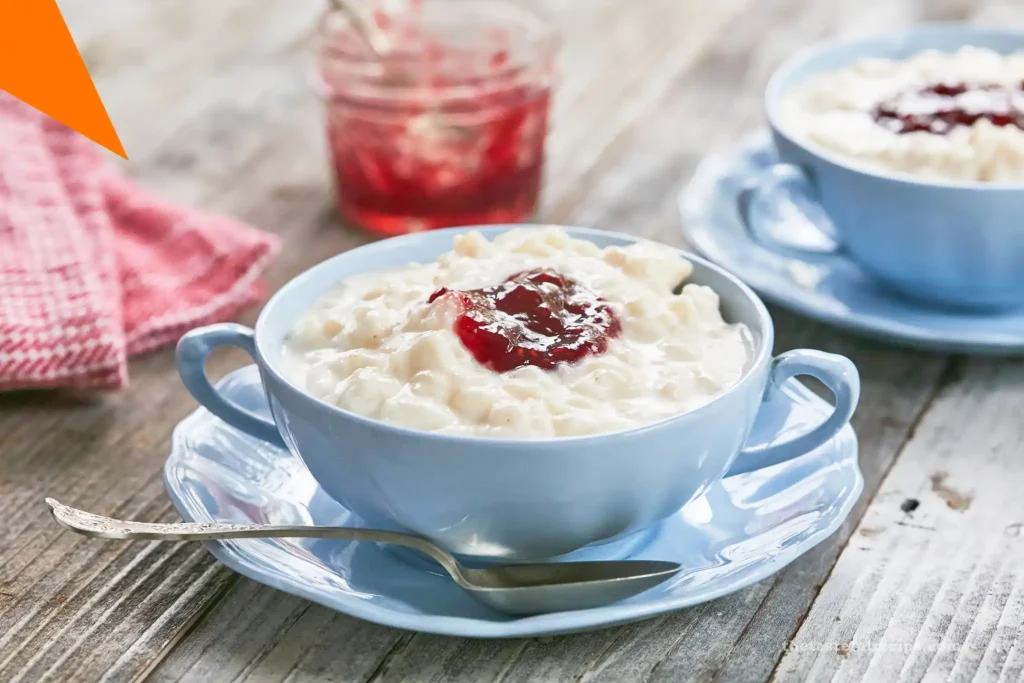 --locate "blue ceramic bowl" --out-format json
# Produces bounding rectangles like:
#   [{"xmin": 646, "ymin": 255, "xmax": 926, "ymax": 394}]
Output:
[
  {"xmin": 747, "ymin": 26, "xmax": 1024, "ymax": 309},
  {"xmin": 176, "ymin": 226, "xmax": 860, "ymax": 560}
]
